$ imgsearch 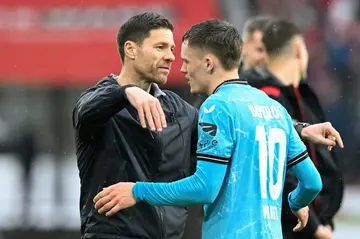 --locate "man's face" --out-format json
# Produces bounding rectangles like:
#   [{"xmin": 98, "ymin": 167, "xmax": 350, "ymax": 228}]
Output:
[
  {"xmin": 133, "ymin": 28, "xmax": 175, "ymax": 85},
  {"xmin": 180, "ymin": 41, "xmax": 209, "ymax": 94},
  {"xmin": 242, "ymin": 30, "xmax": 268, "ymax": 69}
]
